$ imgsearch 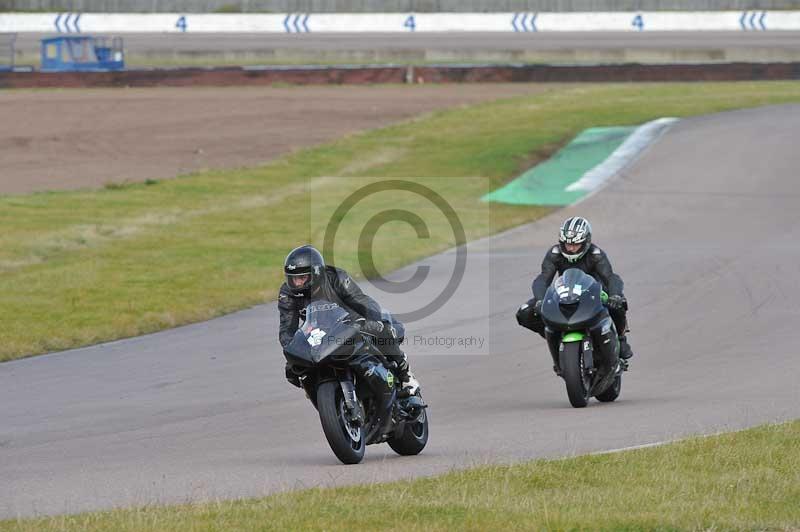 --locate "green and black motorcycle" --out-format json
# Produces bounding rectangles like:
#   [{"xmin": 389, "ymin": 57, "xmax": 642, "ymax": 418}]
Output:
[{"xmin": 540, "ymin": 268, "xmax": 629, "ymax": 408}]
